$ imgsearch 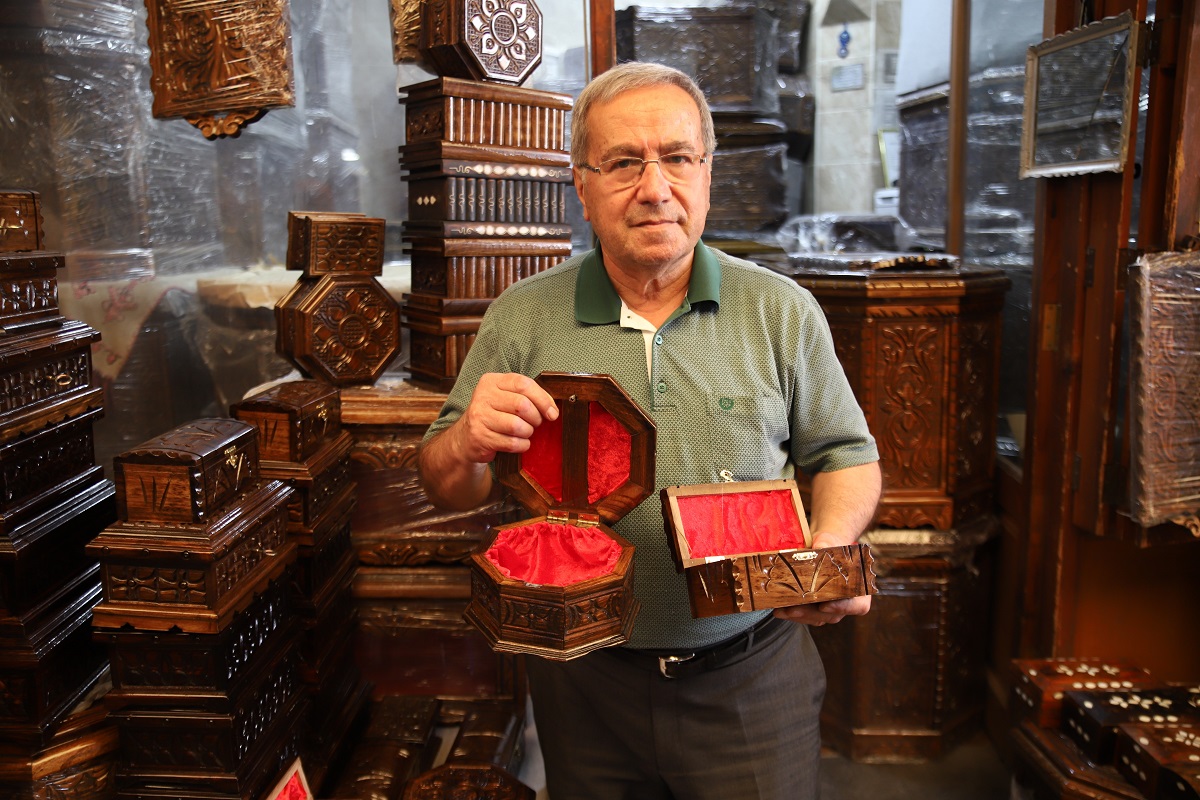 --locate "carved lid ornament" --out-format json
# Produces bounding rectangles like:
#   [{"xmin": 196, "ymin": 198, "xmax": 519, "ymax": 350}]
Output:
[
  {"xmin": 144, "ymin": 0, "xmax": 296, "ymax": 138},
  {"xmin": 421, "ymin": 0, "xmax": 543, "ymax": 86}
]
